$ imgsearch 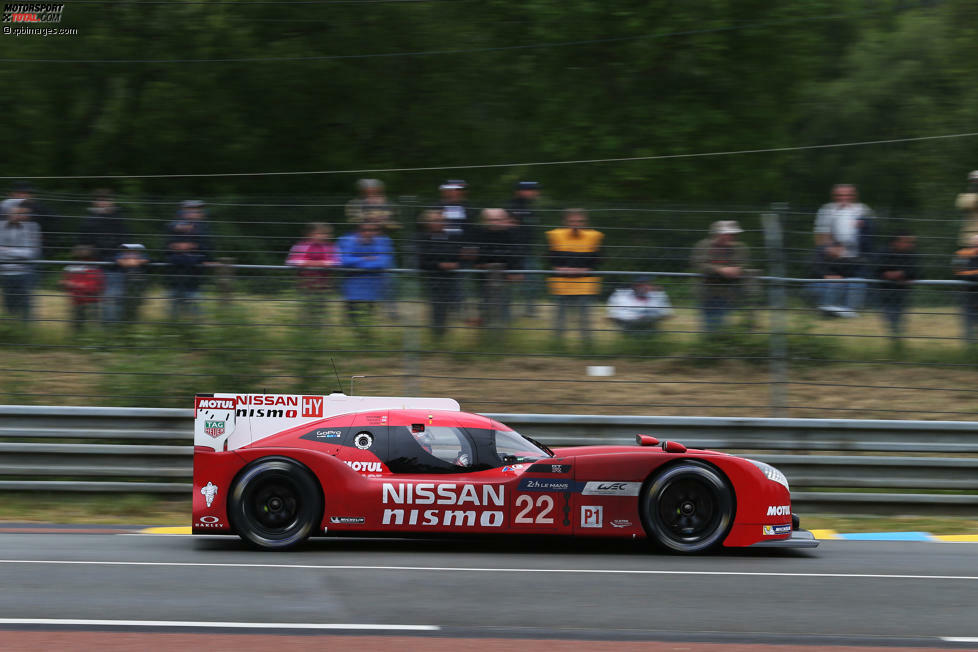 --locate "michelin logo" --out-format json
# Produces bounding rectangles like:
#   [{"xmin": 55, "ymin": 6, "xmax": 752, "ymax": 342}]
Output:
[{"xmin": 763, "ymin": 524, "xmax": 791, "ymax": 536}]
